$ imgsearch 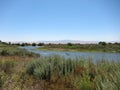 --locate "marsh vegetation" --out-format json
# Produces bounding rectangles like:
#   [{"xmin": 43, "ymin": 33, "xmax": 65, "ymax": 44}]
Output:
[
  {"xmin": 38, "ymin": 42, "xmax": 120, "ymax": 53},
  {"xmin": 0, "ymin": 41, "xmax": 120, "ymax": 90}
]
